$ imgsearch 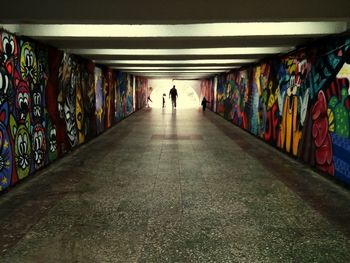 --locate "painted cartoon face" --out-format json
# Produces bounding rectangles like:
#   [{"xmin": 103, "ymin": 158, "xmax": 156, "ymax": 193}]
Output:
[
  {"xmin": 64, "ymin": 96, "xmax": 78, "ymax": 147},
  {"xmin": 16, "ymin": 126, "xmax": 31, "ymax": 175},
  {"xmin": 10, "ymin": 114, "xmax": 31, "ymax": 180},
  {"xmin": 81, "ymin": 70, "xmax": 95, "ymax": 113},
  {"xmin": 32, "ymin": 124, "xmax": 46, "ymax": 169},
  {"xmin": 58, "ymin": 54, "xmax": 78, "ymax": 146},
  {"xmin": 15, "ymin": 80, "xmax": 31, "ymax": 120},
  {"xmin": 0, "ymin": 65, "xmax": 13, "ymax": 105},
  {"xmin": 58, "ymin": 54, "xmax": 72, "ymax": 93},
  {"xmin": 0, "ymin": 103, "xmax": 12, "ymax": 191},
  {"xmin": 32, "ymin": 85, "xmax": 43, "ymax": 120},
  {"xmin": 20, "ymin": 42, "xmax": 37, "ymax": 83},
  {"xmin": 1, "ymin": 32, "xmax": 18, "ymax": 60},
  {"xmin": 49, "ymin": 125, "xmax": 57, "ymax": 153},
  {"xmin": 1, "ymin": 32, "xmax": 18, "ymax": 76},
  {"xmin": 45, "ymin": 115, "xmax": 57, "ymax": 162},
  {"xmin": 76, "ymin": 84, "xmax": 84, "ymax": 131},
  {"xmin": 287, "ymin": 74, "xmax": 298, "ymax": 97}
]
